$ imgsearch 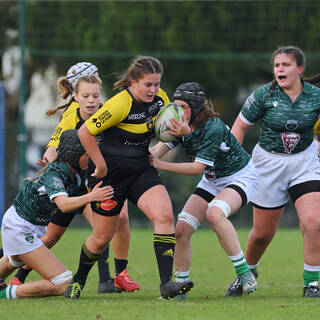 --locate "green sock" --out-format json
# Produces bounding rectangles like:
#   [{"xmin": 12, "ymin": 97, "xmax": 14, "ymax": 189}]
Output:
[
  {"xmin": 303, "ymin": 270, "xmax": 319, "ymax": 287},
  {"xmin": 229, "ymin": 252, "xmax": 249, "ymax": 276},
  {"xmin": 0, "ymin": 285, "xmax": 17, "ymax": 299}
]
